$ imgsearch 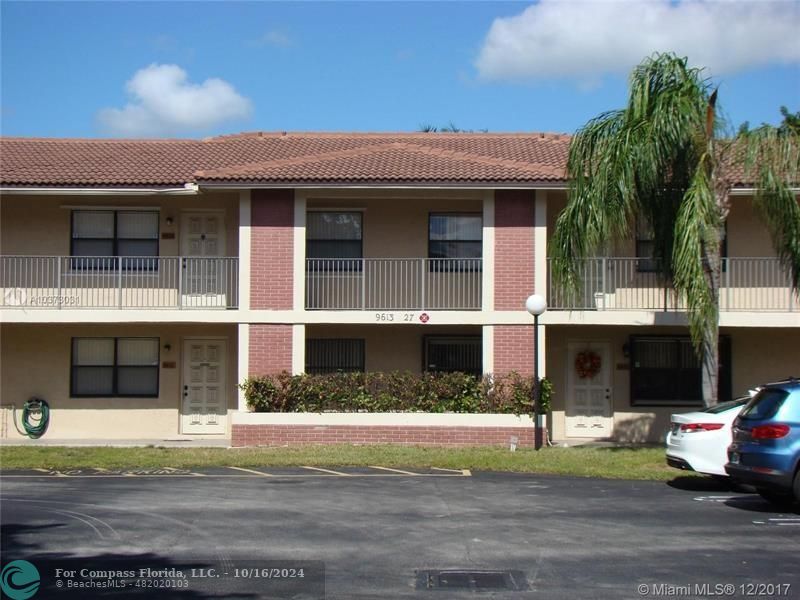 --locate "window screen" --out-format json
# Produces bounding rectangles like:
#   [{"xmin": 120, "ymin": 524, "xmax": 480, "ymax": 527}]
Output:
[
  {"xmin": 306, "ymin": 212, "xmax": 363, "ymax": 272},
  {"xmin": 306, "ymin": 212, "xmax": 363, "ymax": 259},
  {"xmin": 635, "ymin": 218, "xmax": 658, "ymax": 273},
  {"xmin": 636, "ymin": 217, "xmax": 727, "ymax": 273},
  {"xmin": 71, "ymin": 210, "xmax": 159, "ymax": 269},
  {"xmin": 116, "ymin": 338, "xmax": 160, "ymax": 396},
  {"xmin": 630, "ymin": 335, "xmax": 731, "ymax": 406},
  {"xmin": 71, "ymin": 338, "xmax": 115, "ymax": 396},
  {"xmin": 72, "ymin": 211, "xmax": 115, "ymax": 257},
  {"xmin": 429, "ymin": 214, "xmax": 482, "ymax": 260},
  {"xmin": 117, "ymin": 212, "xmax": 159, "ymax": 258},
  {"xmin": 424, "ymin": 336, "xmax": 482, "ymax": 376},
  {"xmin": 71, "ymin": 337, "xmax": 159, "ymax": 397},
  {"xmin": 305, "ymin": 339, "xmax": 365, "ymax": 374}
]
